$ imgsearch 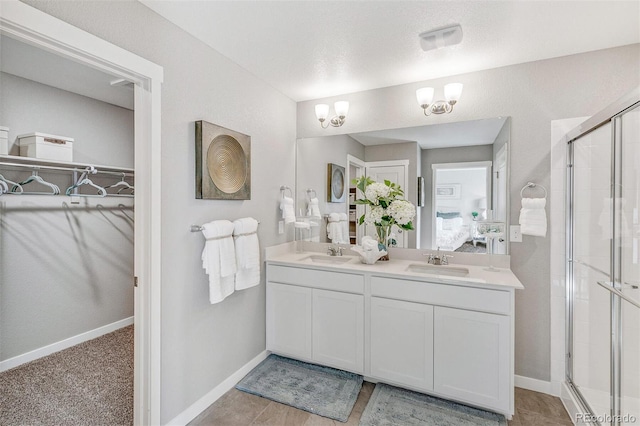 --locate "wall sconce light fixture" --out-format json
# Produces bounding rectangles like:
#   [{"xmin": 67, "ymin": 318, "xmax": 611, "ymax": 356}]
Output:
[
  {"xmin": 315, "ymin": 101, "xmax": 349, "ymax": 128},
  {"xmin": 416, "ymin": 83, "xmax": 463, "ymax": 116}
]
